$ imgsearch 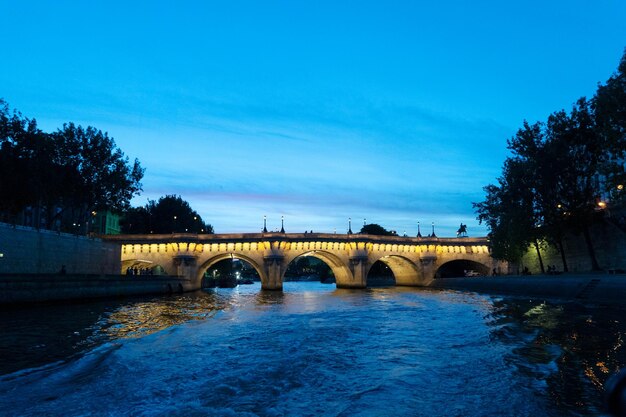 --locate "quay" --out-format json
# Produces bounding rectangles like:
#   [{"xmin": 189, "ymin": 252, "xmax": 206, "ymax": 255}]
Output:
[
  {"xmin": 431, "ymin": 274, "xmax": 626, "ymax": 307},
  {"xmin": 0, "ymin": 273, "xmax": 190, "ymax": 305}
]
